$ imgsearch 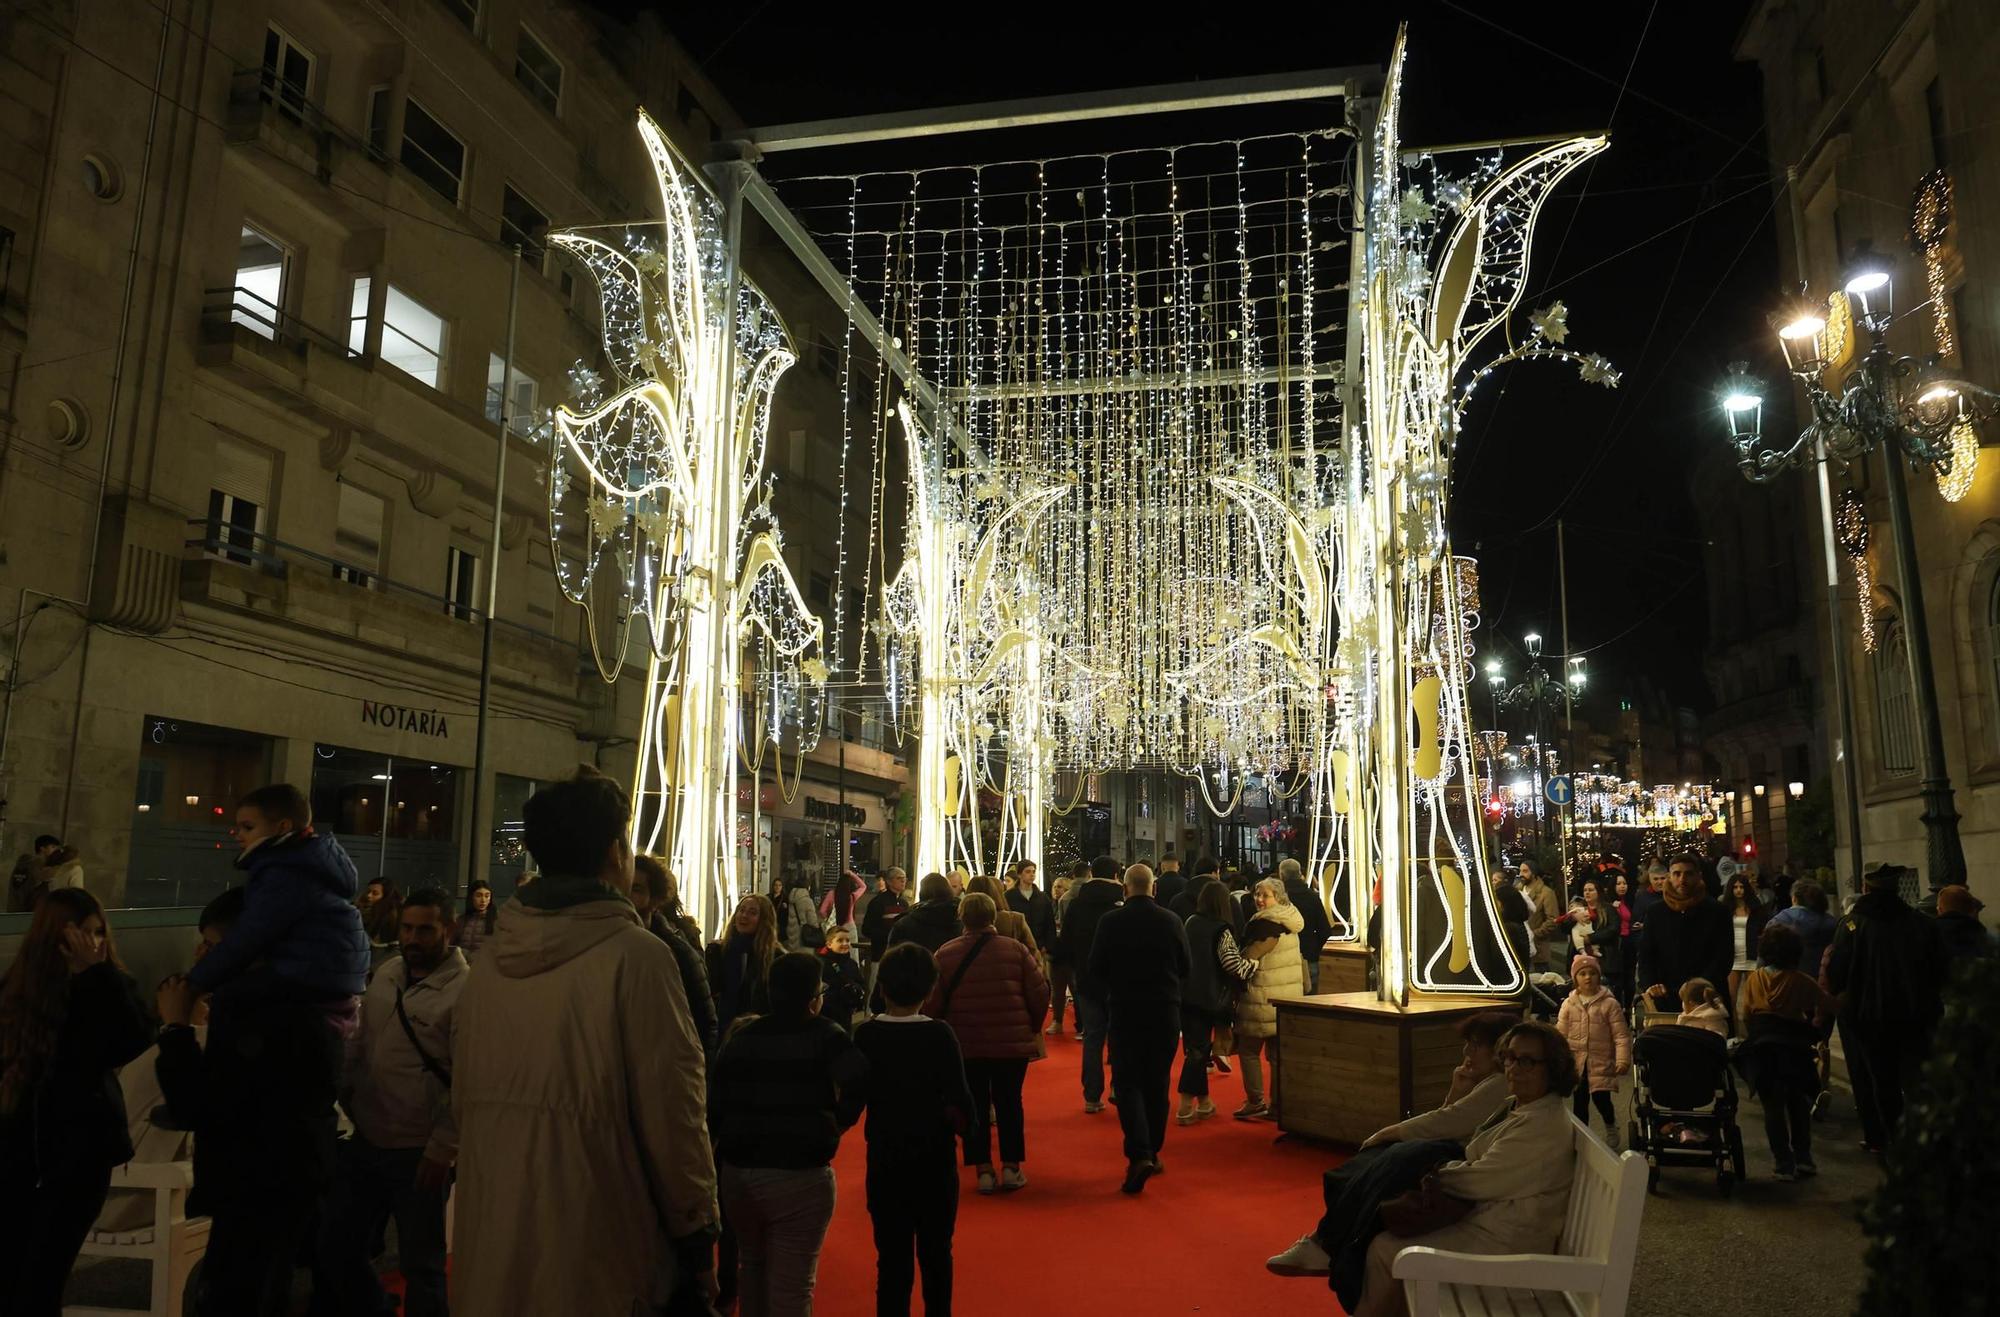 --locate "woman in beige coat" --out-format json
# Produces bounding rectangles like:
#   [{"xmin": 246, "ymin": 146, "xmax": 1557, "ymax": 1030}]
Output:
[
  {"xmin": 1234, "ymin": 878, "xmax": 1309, "ymax": 1121},
  {"xmin": 1555, "ymin": 955, "xmax": 1630, "ymax": 1145}
]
